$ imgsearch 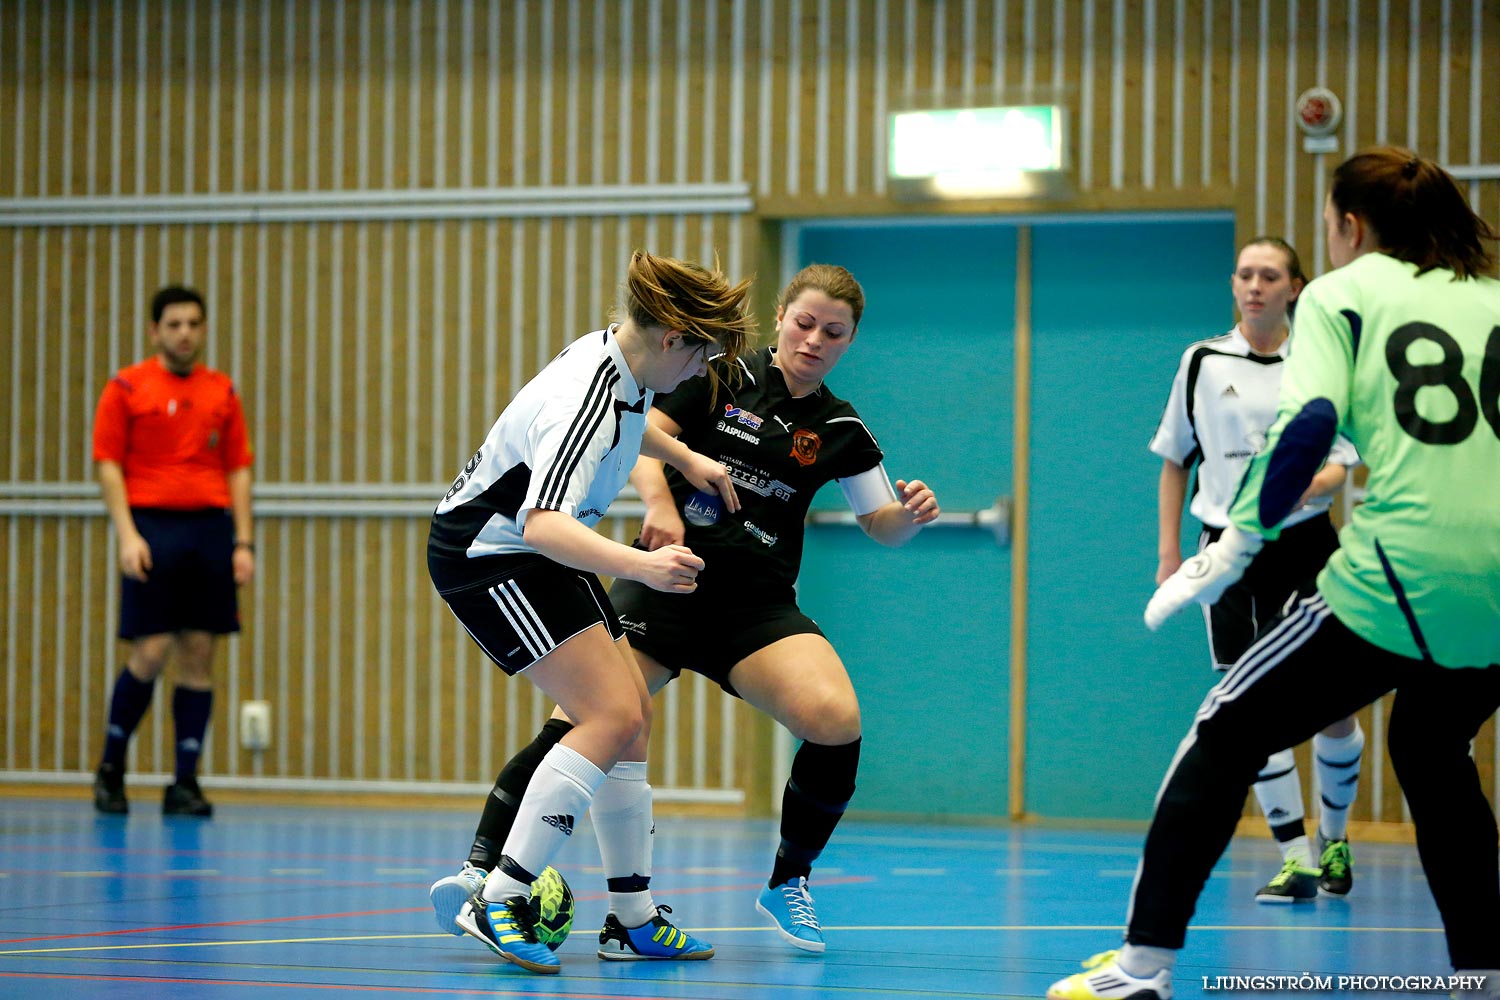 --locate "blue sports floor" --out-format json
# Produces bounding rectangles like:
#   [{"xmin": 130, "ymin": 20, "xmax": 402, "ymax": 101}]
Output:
[{"xmin": 0, "ymin": 795, "xmax": 1452, "ymax": 999}]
